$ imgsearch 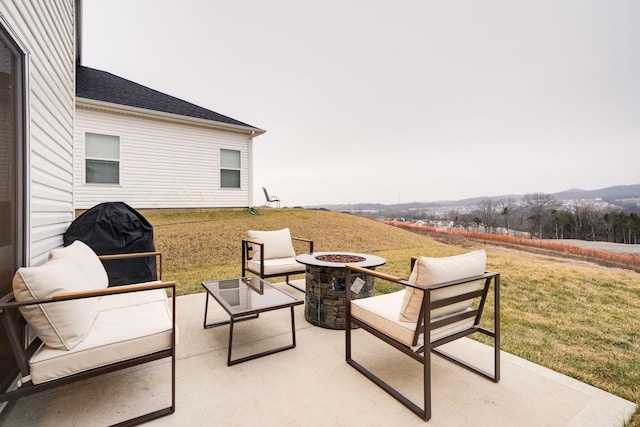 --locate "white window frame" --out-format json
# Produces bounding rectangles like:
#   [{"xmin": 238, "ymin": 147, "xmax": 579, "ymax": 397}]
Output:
[
  {"xmin": 85, "ymin": 132, "xmax": 120, "ymax": 185},
  {"xmin": 220, "ymin": 148, "xmax": 241, "ymax": 189}
]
